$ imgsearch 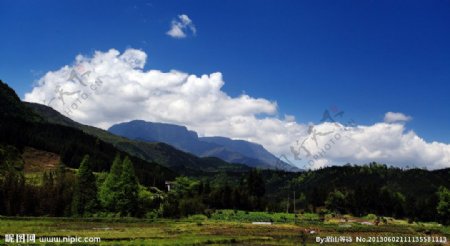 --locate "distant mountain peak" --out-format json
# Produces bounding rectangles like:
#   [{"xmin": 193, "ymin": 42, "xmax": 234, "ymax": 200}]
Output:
[{"xmin": 108, "ymin": 120, "xmax": 300, "ymax": 171}]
